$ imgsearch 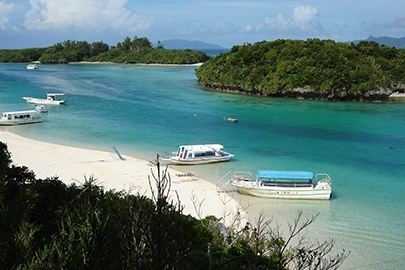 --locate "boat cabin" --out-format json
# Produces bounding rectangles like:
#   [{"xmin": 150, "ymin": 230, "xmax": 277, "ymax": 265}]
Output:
[
  {"xmin": 2, "ymin": 110, "xmax": 38, "ymax": 120},
  {"xmin": 176, "ymin": 144, "xmax": 227, "ymax": 159},
  {"xmin": 47, "ymin": 93, "xmax": 65, "ymax": 101},
  {"xmin": 0, "ymin": 110, "xmax": 43, "ymax": 125},
  {"xmin": 256, "ymin": 170, "xmax": 314, "ymax": 187}
]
